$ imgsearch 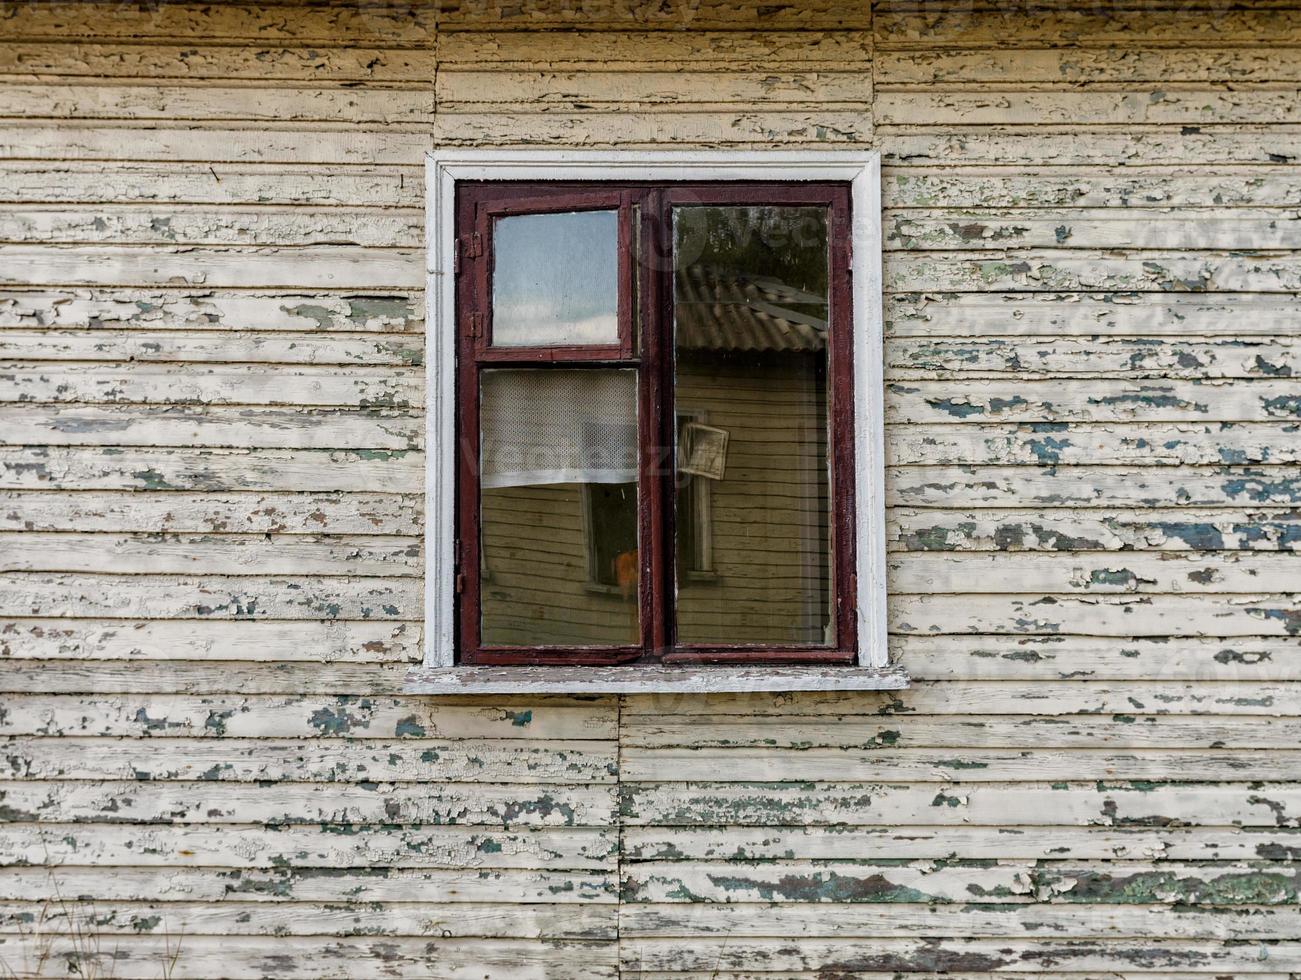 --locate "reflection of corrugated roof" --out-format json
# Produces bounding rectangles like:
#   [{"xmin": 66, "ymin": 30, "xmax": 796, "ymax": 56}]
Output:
[{"xmin": 674, "ymin": 265, "xmax": 828, "ymax": 352}]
